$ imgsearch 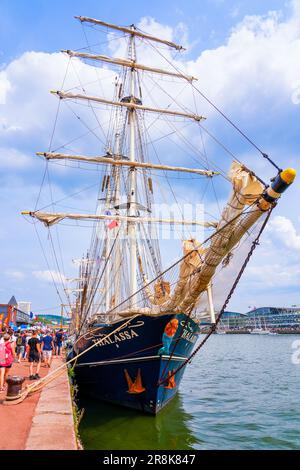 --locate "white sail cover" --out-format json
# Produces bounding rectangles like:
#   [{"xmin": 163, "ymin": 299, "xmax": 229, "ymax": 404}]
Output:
[{"xmin": 134, "ymin": 161, "xmax": 265, "ymax": 316}]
